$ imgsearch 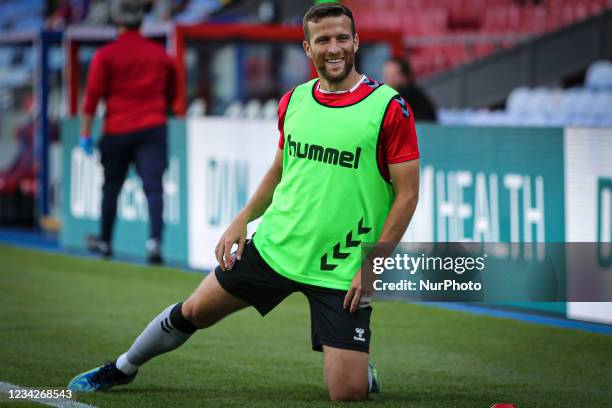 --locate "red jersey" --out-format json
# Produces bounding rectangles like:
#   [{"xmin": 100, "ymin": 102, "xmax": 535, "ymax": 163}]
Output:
[
  {"xmin": 277, "ymin": 76, "xmax": 420, "ymax": 181},
  {"xmin": 82, "ymin": 30, "xmax": 177, "ymax": 135}
]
